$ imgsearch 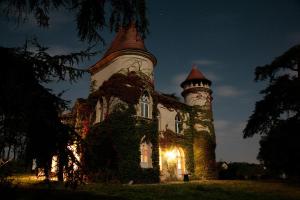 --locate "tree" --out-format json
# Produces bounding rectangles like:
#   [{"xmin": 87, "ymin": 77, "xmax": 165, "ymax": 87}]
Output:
[
  {"xmin": 0, "ymin": 41, "xmax": 94, "ymax": 182},
  {"xmin": 1, "ymin": 0, "xmax": 149, "ymax": 43},
  {"xmin": 0, "ymin": 0, "xmax": 149, "ymax": 183},
  {"xmin": 243, "ymin": 45, "xmax": 300, "ymax": 179}
]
